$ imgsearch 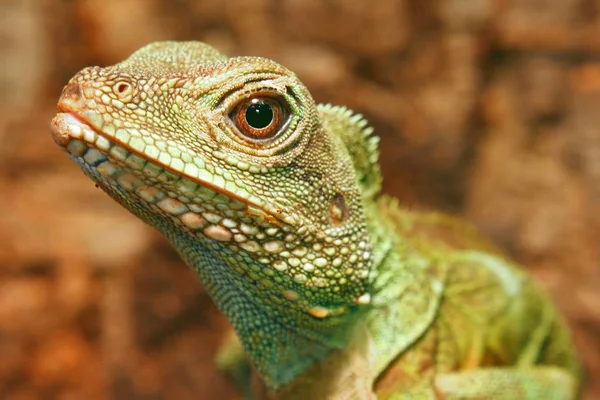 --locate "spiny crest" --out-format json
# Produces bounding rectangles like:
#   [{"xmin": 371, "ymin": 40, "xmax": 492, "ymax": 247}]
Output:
[{"xmin": 318, "ymin": 104, "xmax": 382, "ymax": 200}]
